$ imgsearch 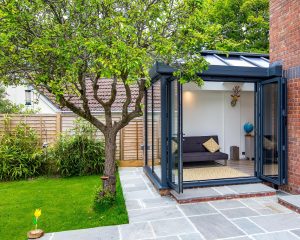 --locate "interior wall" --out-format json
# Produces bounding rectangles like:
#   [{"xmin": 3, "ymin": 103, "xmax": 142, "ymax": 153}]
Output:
[{"xmin": 183, "ymin": 82, "xmax": 254, "ymax": 157}]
